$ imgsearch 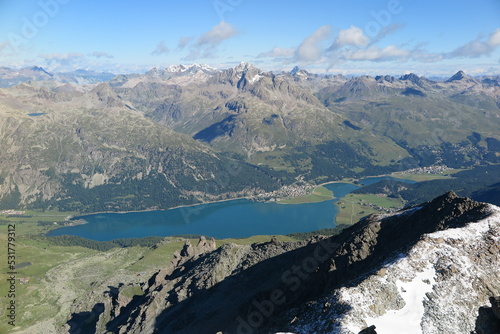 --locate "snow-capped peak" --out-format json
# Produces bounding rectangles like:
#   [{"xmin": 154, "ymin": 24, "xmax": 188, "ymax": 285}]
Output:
[
  {"xmin": 164, "ymin": 63, "xmax": 218, "ymax": 74},
  {"xmin": 164, "ymin": 64, "xmax": 189, "ymax": 73},
  {"xmin": 235, "ymin": 61, "xmax": 259, "ymax": 72}
]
